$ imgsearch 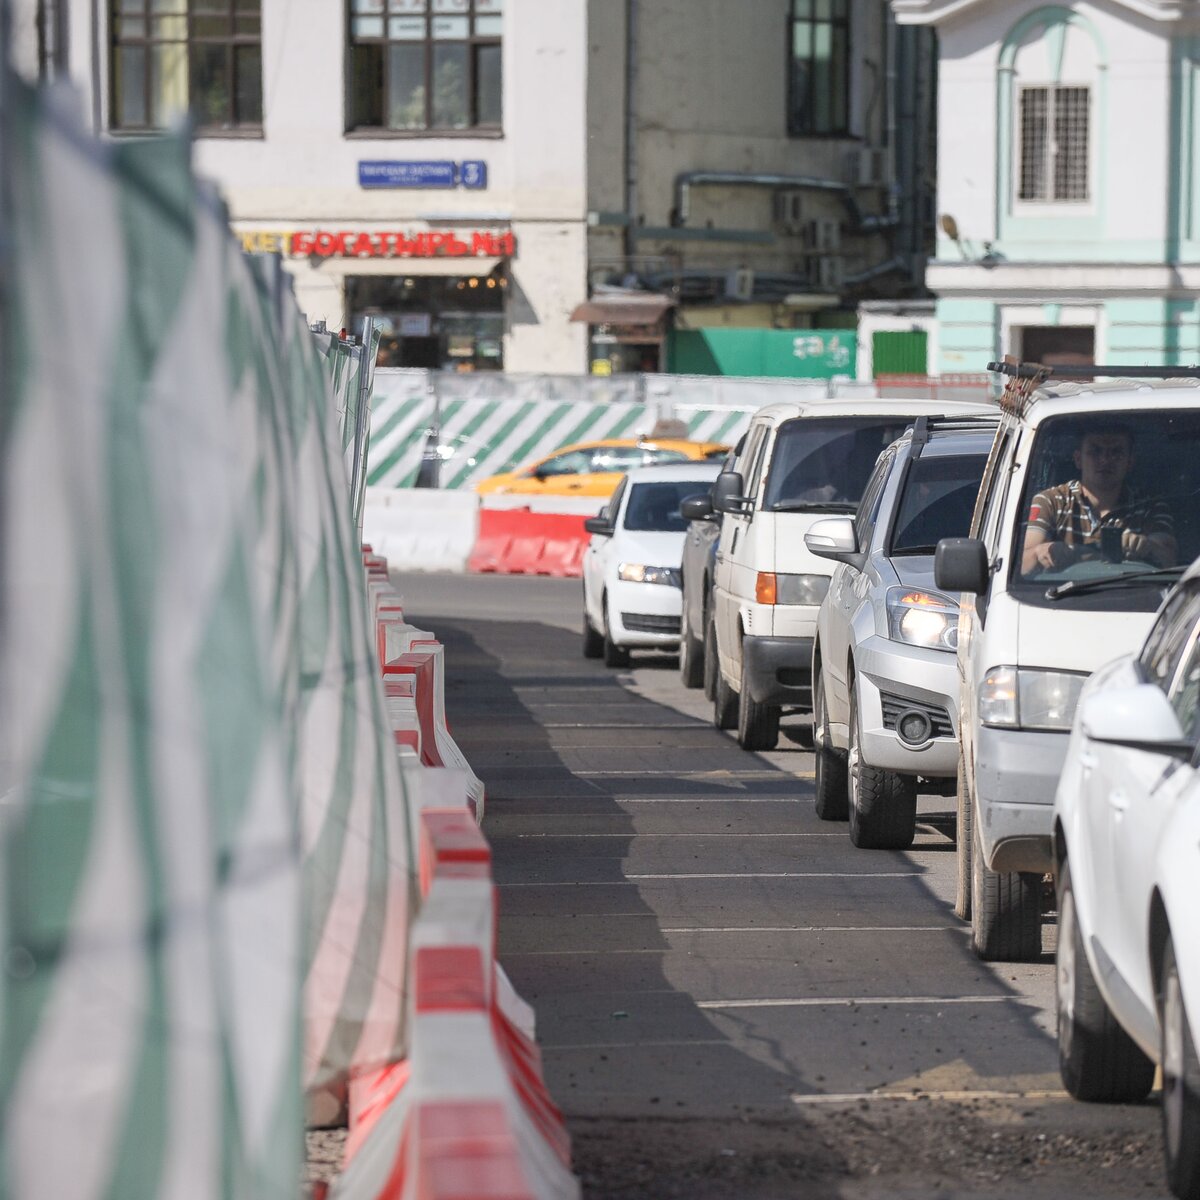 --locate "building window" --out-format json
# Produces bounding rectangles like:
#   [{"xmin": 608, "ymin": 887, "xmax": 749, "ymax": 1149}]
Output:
[
  {"xmin": 787, "ymin": 0, "xmax": 849, "ymax": 137},
  {"xmin": 110, "ymin": 0, "xmax": 262, "ymax": 133},
  {"xmin": 348, "ymin": 0, "xmax": 502, "ymax": 133},
  {"xmin": 1018, "ymin": 85, "xmax": 1090, "ymax": 202}
]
